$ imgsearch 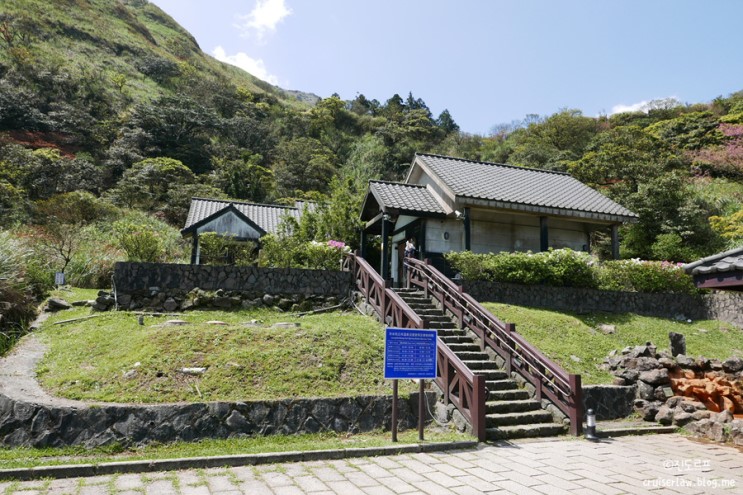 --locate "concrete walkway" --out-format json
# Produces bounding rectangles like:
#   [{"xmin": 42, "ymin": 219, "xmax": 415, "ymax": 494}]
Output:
[{"xmin": 3, "ymin": 434, "xmax": 742, "ymax": 494}]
